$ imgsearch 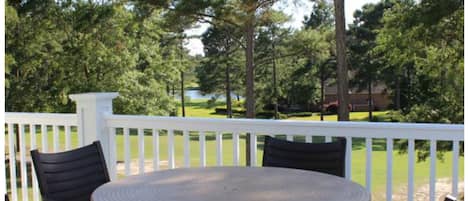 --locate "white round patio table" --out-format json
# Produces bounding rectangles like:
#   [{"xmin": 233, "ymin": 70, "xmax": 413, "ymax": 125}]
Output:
[{"xmin": 92, "ymin": 167, "xmax": 370, "ymax": 201}]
